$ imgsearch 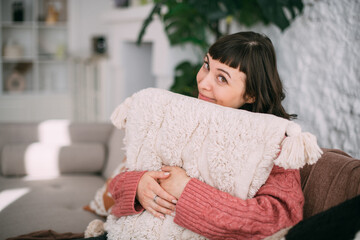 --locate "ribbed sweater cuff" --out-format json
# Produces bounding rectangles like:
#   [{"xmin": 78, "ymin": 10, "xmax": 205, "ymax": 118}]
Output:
[
  {"xmin": 174, "ymin": 178, "xmax": 211, "ymax": 230},
  {"xmin": 110, "ymin": 171, "xmax": 146, "ymax": 217}
]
